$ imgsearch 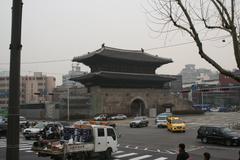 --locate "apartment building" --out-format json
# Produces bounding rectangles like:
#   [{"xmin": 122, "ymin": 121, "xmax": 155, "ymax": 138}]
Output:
[{"xmin": 0, "ymin": 72, "xmax": 56, "ymax": 107}]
